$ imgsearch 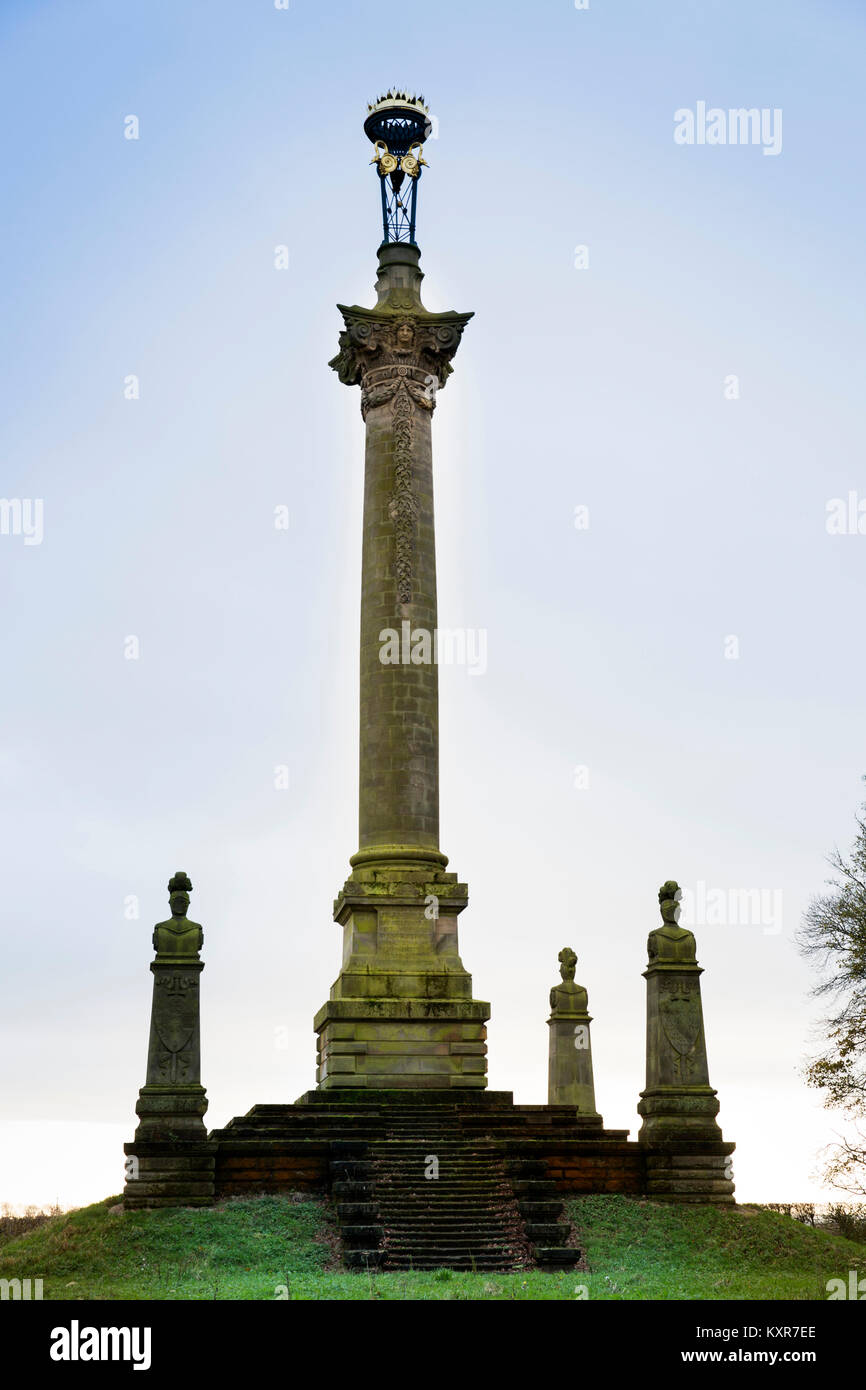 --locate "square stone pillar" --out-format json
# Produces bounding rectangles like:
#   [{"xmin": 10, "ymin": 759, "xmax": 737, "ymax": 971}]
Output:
[
  {"xmin": 637, "ymin": 881, "xmax": 735, "ymax": 1203},
  {"xmin": 123, "ymin": 872, "xmax": 215, "ymax": 1207},
  {"xmin": 547, "ymin": 947, "xmax": 600, "ymax": 1115}
]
